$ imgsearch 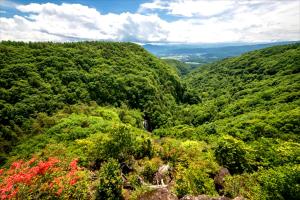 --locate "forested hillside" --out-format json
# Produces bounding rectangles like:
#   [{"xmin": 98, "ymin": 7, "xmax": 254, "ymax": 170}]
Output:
[
  {"xmin": 0, "ymin": 41, "xmax": 188, "ymax": 162},
  {"xmin": 0, "ymin": 42, "xmax": 299, "ymax": 200},
  {"xmin": 162, "ymin": 59, "xmax": 194, "ymax": 76},
  {"xmin": 163, "ymin": 43, "xmax": 300, "ymax": 140}
]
